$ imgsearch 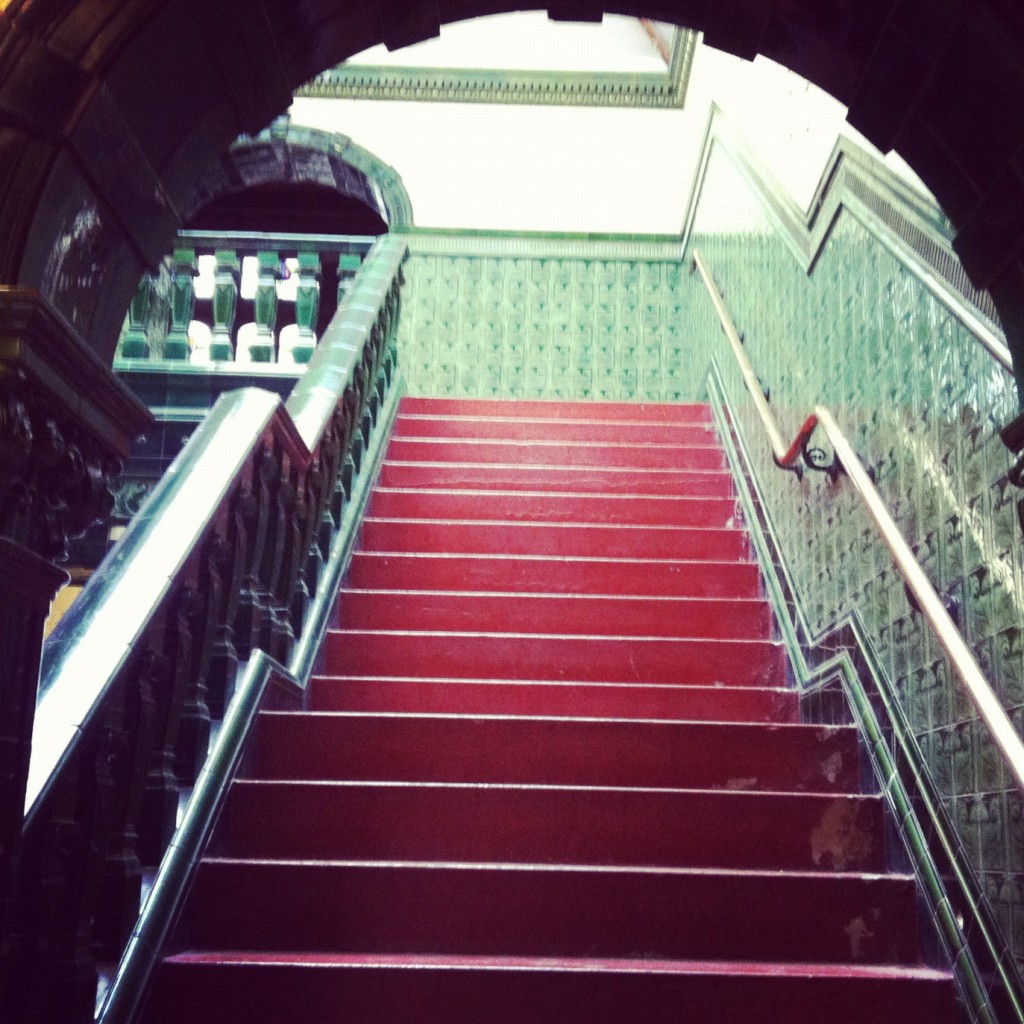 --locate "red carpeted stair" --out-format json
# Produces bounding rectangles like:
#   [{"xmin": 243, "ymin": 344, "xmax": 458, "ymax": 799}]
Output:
[{"xmin": 144, "ymin": 397, "xmax": 956, "ymax": 1023}]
